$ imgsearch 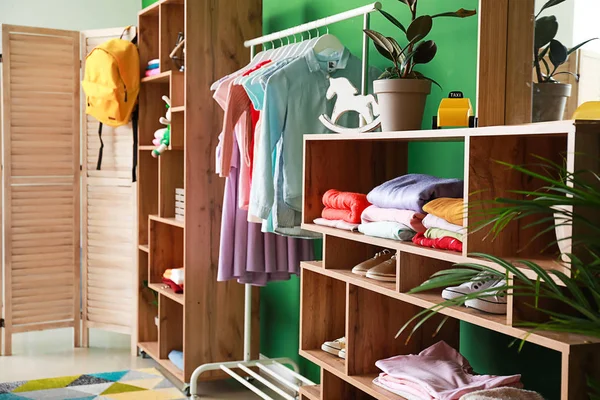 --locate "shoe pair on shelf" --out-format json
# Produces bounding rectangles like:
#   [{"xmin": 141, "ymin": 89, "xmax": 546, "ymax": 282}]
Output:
[
  {"xmin": 321, "ymin": 337, "xmax": 345, "ymax": 359},
  {"xmin": 442, "ymin": 274, "xmax": 507, "ymax": 315},
  {"xmin": 351, "ymin": 249, "xmax": 396, "ymax": 282}
]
